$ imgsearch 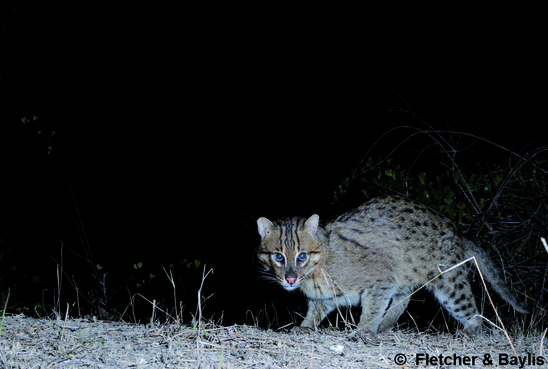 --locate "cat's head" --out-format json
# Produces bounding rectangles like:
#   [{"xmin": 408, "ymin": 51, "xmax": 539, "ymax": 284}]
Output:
[{"xmin": 256, "ymin": 215, "xmax": 323, "ymax": 291}]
